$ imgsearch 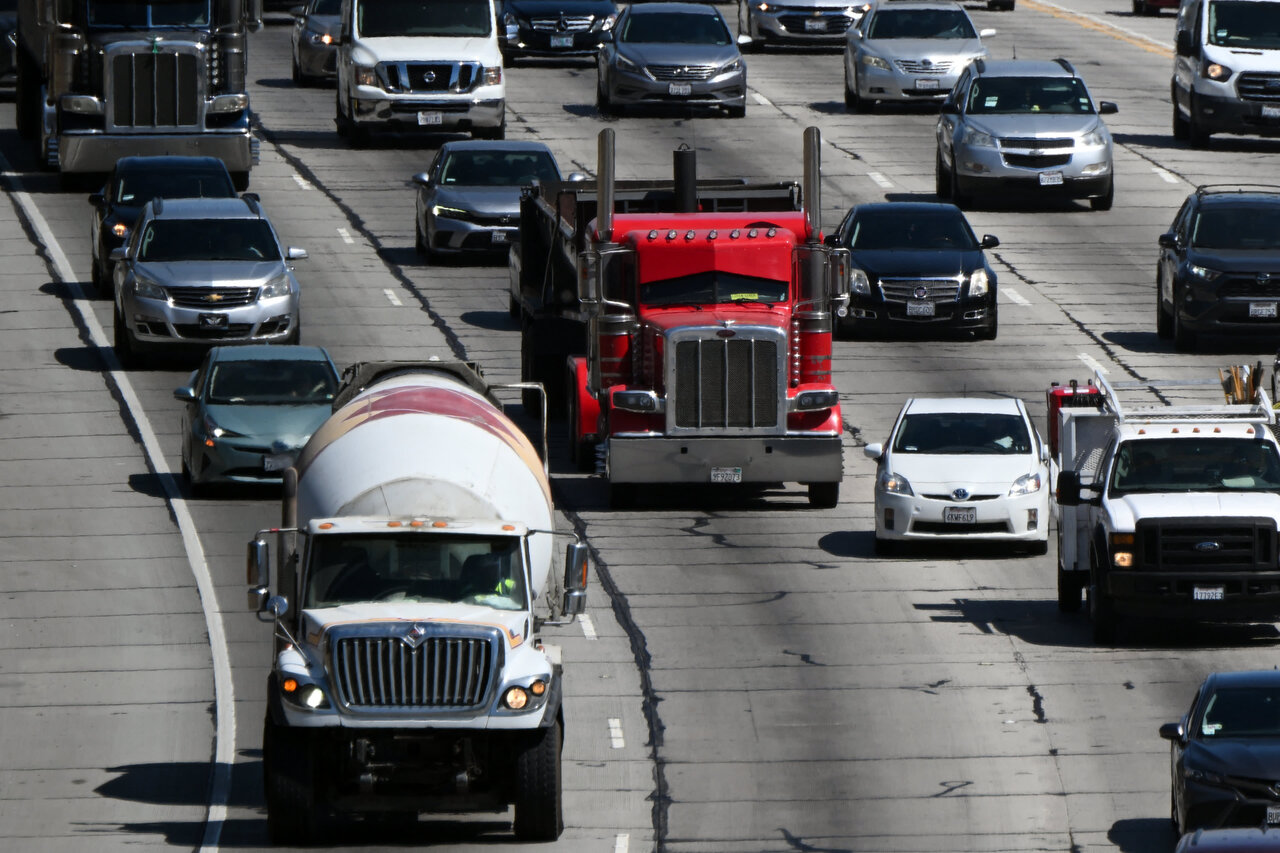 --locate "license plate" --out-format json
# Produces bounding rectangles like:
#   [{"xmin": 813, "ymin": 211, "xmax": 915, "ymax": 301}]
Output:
[
  {"xmin": 1267, "ymin": 806, "xmax": 1280, "ymax": 826},
  {"xmin": 550, "ymin": 34, "xmax": 573, "ymax": 48},
  {"xmin": 1193, "ymin": 586, "xmax": 1225, "ymax": 601},
  {"xmin": 1263, "ymin": 105, "xmax": 1280, "ymax": 119},
  {"xmin": 915, "ymin": 78, "xmax": 940, "ymax": 90},
  {"xmin": 906, "ymin": 300, "xmax": 935, "ymax": 317},
  {"xmin": 198, "ymin": 312, "xmax": 228, "ymax": 328},
  {"xmin": 804, "ymin": 18, "xmax": 826, "ymax": 31},
  {"xmin": 1250, "ymin": 302, "xmax": 1278, "ymax": 318},
  {"xmin": 944, "ymin": 506, "xmax": 977, "ymax": 524},
  {"xmin": 710, "ymin": 467, "xmax": 742, "ymax": 484},
  {"xmin": 668, "ymin": 82, "xmax": 692, "ymax": 96},
  {"xmin": 492, "ymin": 230, "xmax": 511, "ymax": 244},
  {"xmin": 263, "ymin": 452, "xmax": 295, "ymax": 472},
  {"xmin": 417, "ymin": 110, "xmax": 443, "ymax": 126},
  {"xmin": 1039, "ymin": 171, "xmax": 1064, "ymax": 186}
]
